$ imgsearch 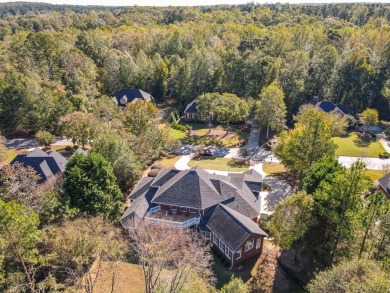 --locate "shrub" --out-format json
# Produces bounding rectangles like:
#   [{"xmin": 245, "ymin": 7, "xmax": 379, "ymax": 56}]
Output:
[
  {"xmin": 147, "ymin": 169, "xmax": 160, "ymax": 177},
  {"xmin": 65, "ymin": 145, "xmax": 72, "ymax": 151},
  {"xmin": 379, "ymin": 152, "xmax": 390, "ymax": 159},
  {"xmin": 36, "ymin": 131, "xmax": 55, "ymax": 147},
  {"xmin": 150, "ymin": 163, "xmax": 164, "ymax": 170}
]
